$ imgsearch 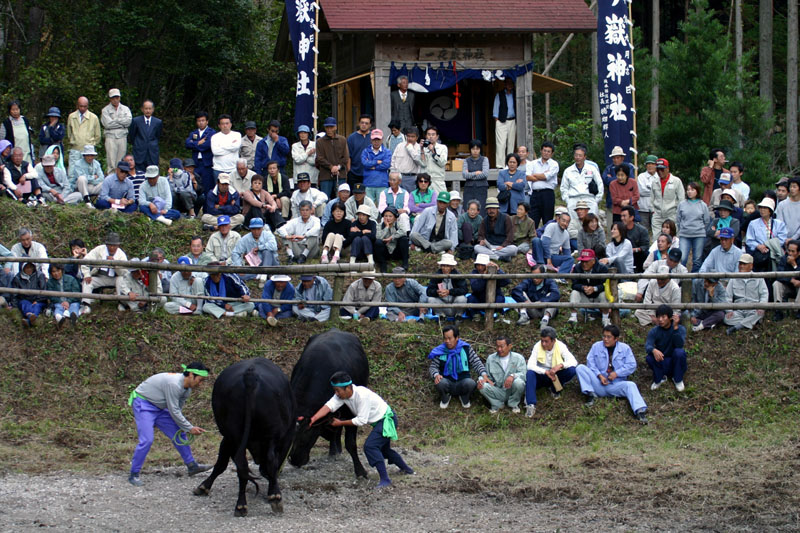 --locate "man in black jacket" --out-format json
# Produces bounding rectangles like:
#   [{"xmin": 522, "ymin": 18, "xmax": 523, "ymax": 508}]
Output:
[
  {"xmin": 568, "ymin": 249, "xmax": 610, "ymax": 325},
  {"xmin": 426, "ymin": 253, "xmax": 468, "ymax": 319}
]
